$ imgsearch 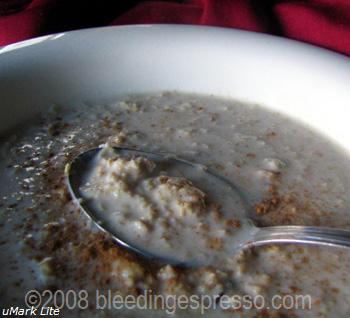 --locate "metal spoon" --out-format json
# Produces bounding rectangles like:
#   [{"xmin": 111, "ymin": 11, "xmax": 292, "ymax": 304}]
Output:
[{"xmin": 66, "ymin": 146, "xmax": 350, "ymax": 266}]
